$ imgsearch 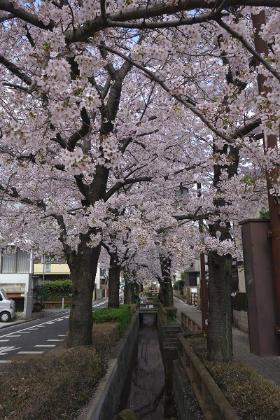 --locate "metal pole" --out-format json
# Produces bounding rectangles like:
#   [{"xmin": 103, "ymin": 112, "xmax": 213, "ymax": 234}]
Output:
[
  {"xmin": 252, "ymin": 11, "xmax": 280, "ymax": 332},
  {"xmin": 42, "ymin": 255, "xmax": 45, "ymax": 283}
]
